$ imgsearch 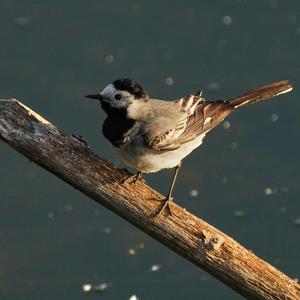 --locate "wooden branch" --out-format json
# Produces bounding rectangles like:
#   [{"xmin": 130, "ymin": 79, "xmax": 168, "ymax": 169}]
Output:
[{"xmin": 0, "ymin": 98, "xmax": 299, "ymax": 300}]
